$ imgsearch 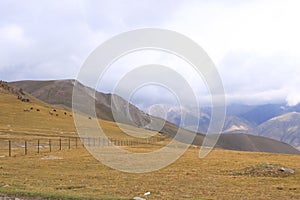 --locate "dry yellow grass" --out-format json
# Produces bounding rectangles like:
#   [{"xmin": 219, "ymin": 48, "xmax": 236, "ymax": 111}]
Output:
[
  {"xmin": 0, "ymin": 148, "xmax": 299, "ymax": 199},
  {"xmin": 0, "ymin": 90, "xmax": 166, "ymax": 156},
  {"xmin": 1, "ymin": 87, "xmax": 300, "ymax": 199},
  {"xmin": 0, "ymin": 90, "xmax": 163, "ymax": 140}
]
